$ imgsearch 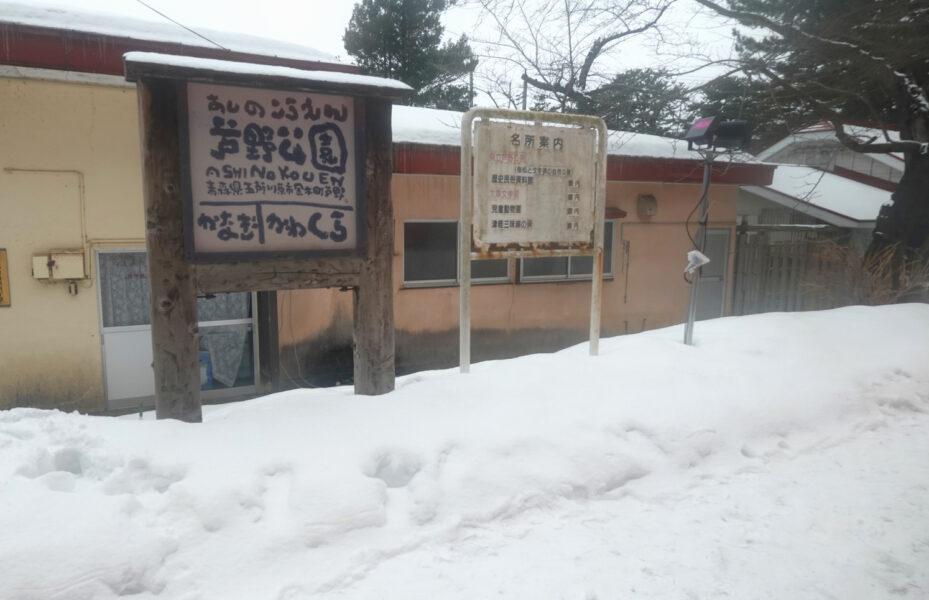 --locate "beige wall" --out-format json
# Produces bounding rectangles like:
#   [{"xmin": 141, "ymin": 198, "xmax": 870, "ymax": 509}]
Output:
[
  {"xmin": 0, "ymin": 76, "xmax": 144, "ymax": 411},
  {"xmin": 280, "ymin": 172, "xmax": 740, "ymax": 383}
]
